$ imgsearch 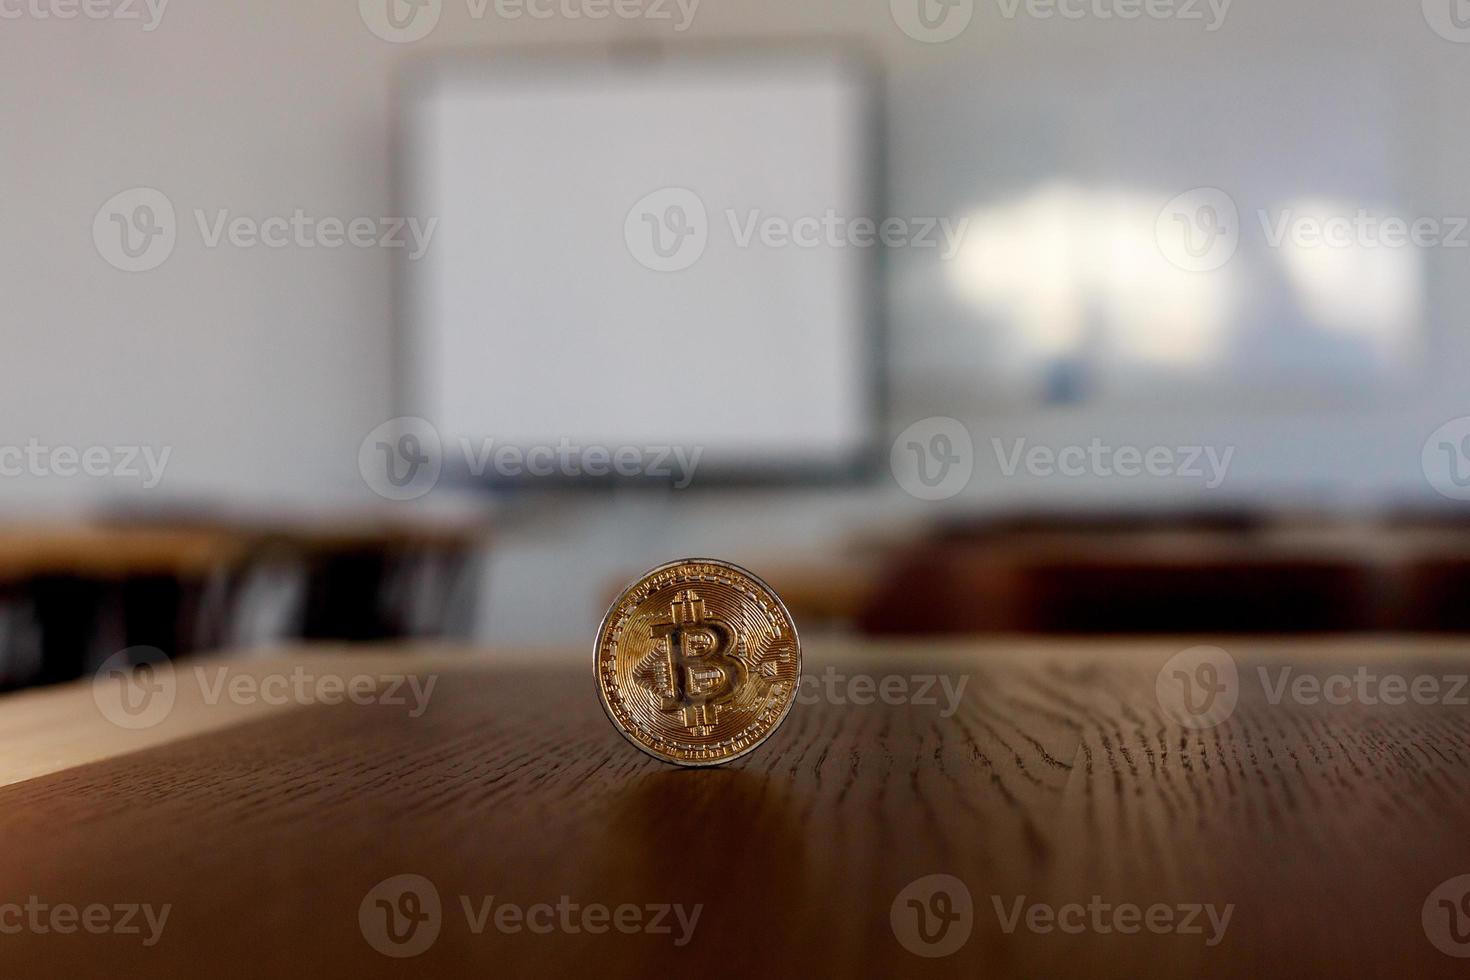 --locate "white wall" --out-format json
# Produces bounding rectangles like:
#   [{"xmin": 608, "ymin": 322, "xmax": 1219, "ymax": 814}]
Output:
[{"xmin": 3, "ymin": 0, "xmax": 1467, "ymax": 646}]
